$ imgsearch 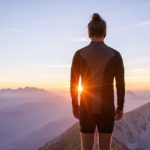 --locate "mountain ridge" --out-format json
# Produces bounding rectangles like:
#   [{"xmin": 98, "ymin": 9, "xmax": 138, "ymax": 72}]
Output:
[{"xmin": 39, "ymin": 102, "xmax": 150, "ymax": 150}]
